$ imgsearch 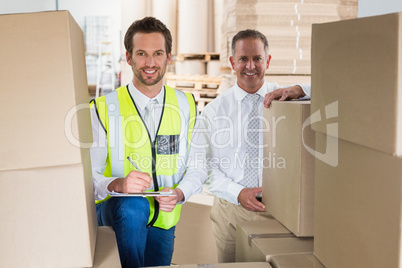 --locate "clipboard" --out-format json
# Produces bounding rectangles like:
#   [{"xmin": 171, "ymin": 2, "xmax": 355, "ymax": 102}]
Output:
[{"xmin": 110, "ymin": 190, "xmax": 176, "ymax": 197}]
